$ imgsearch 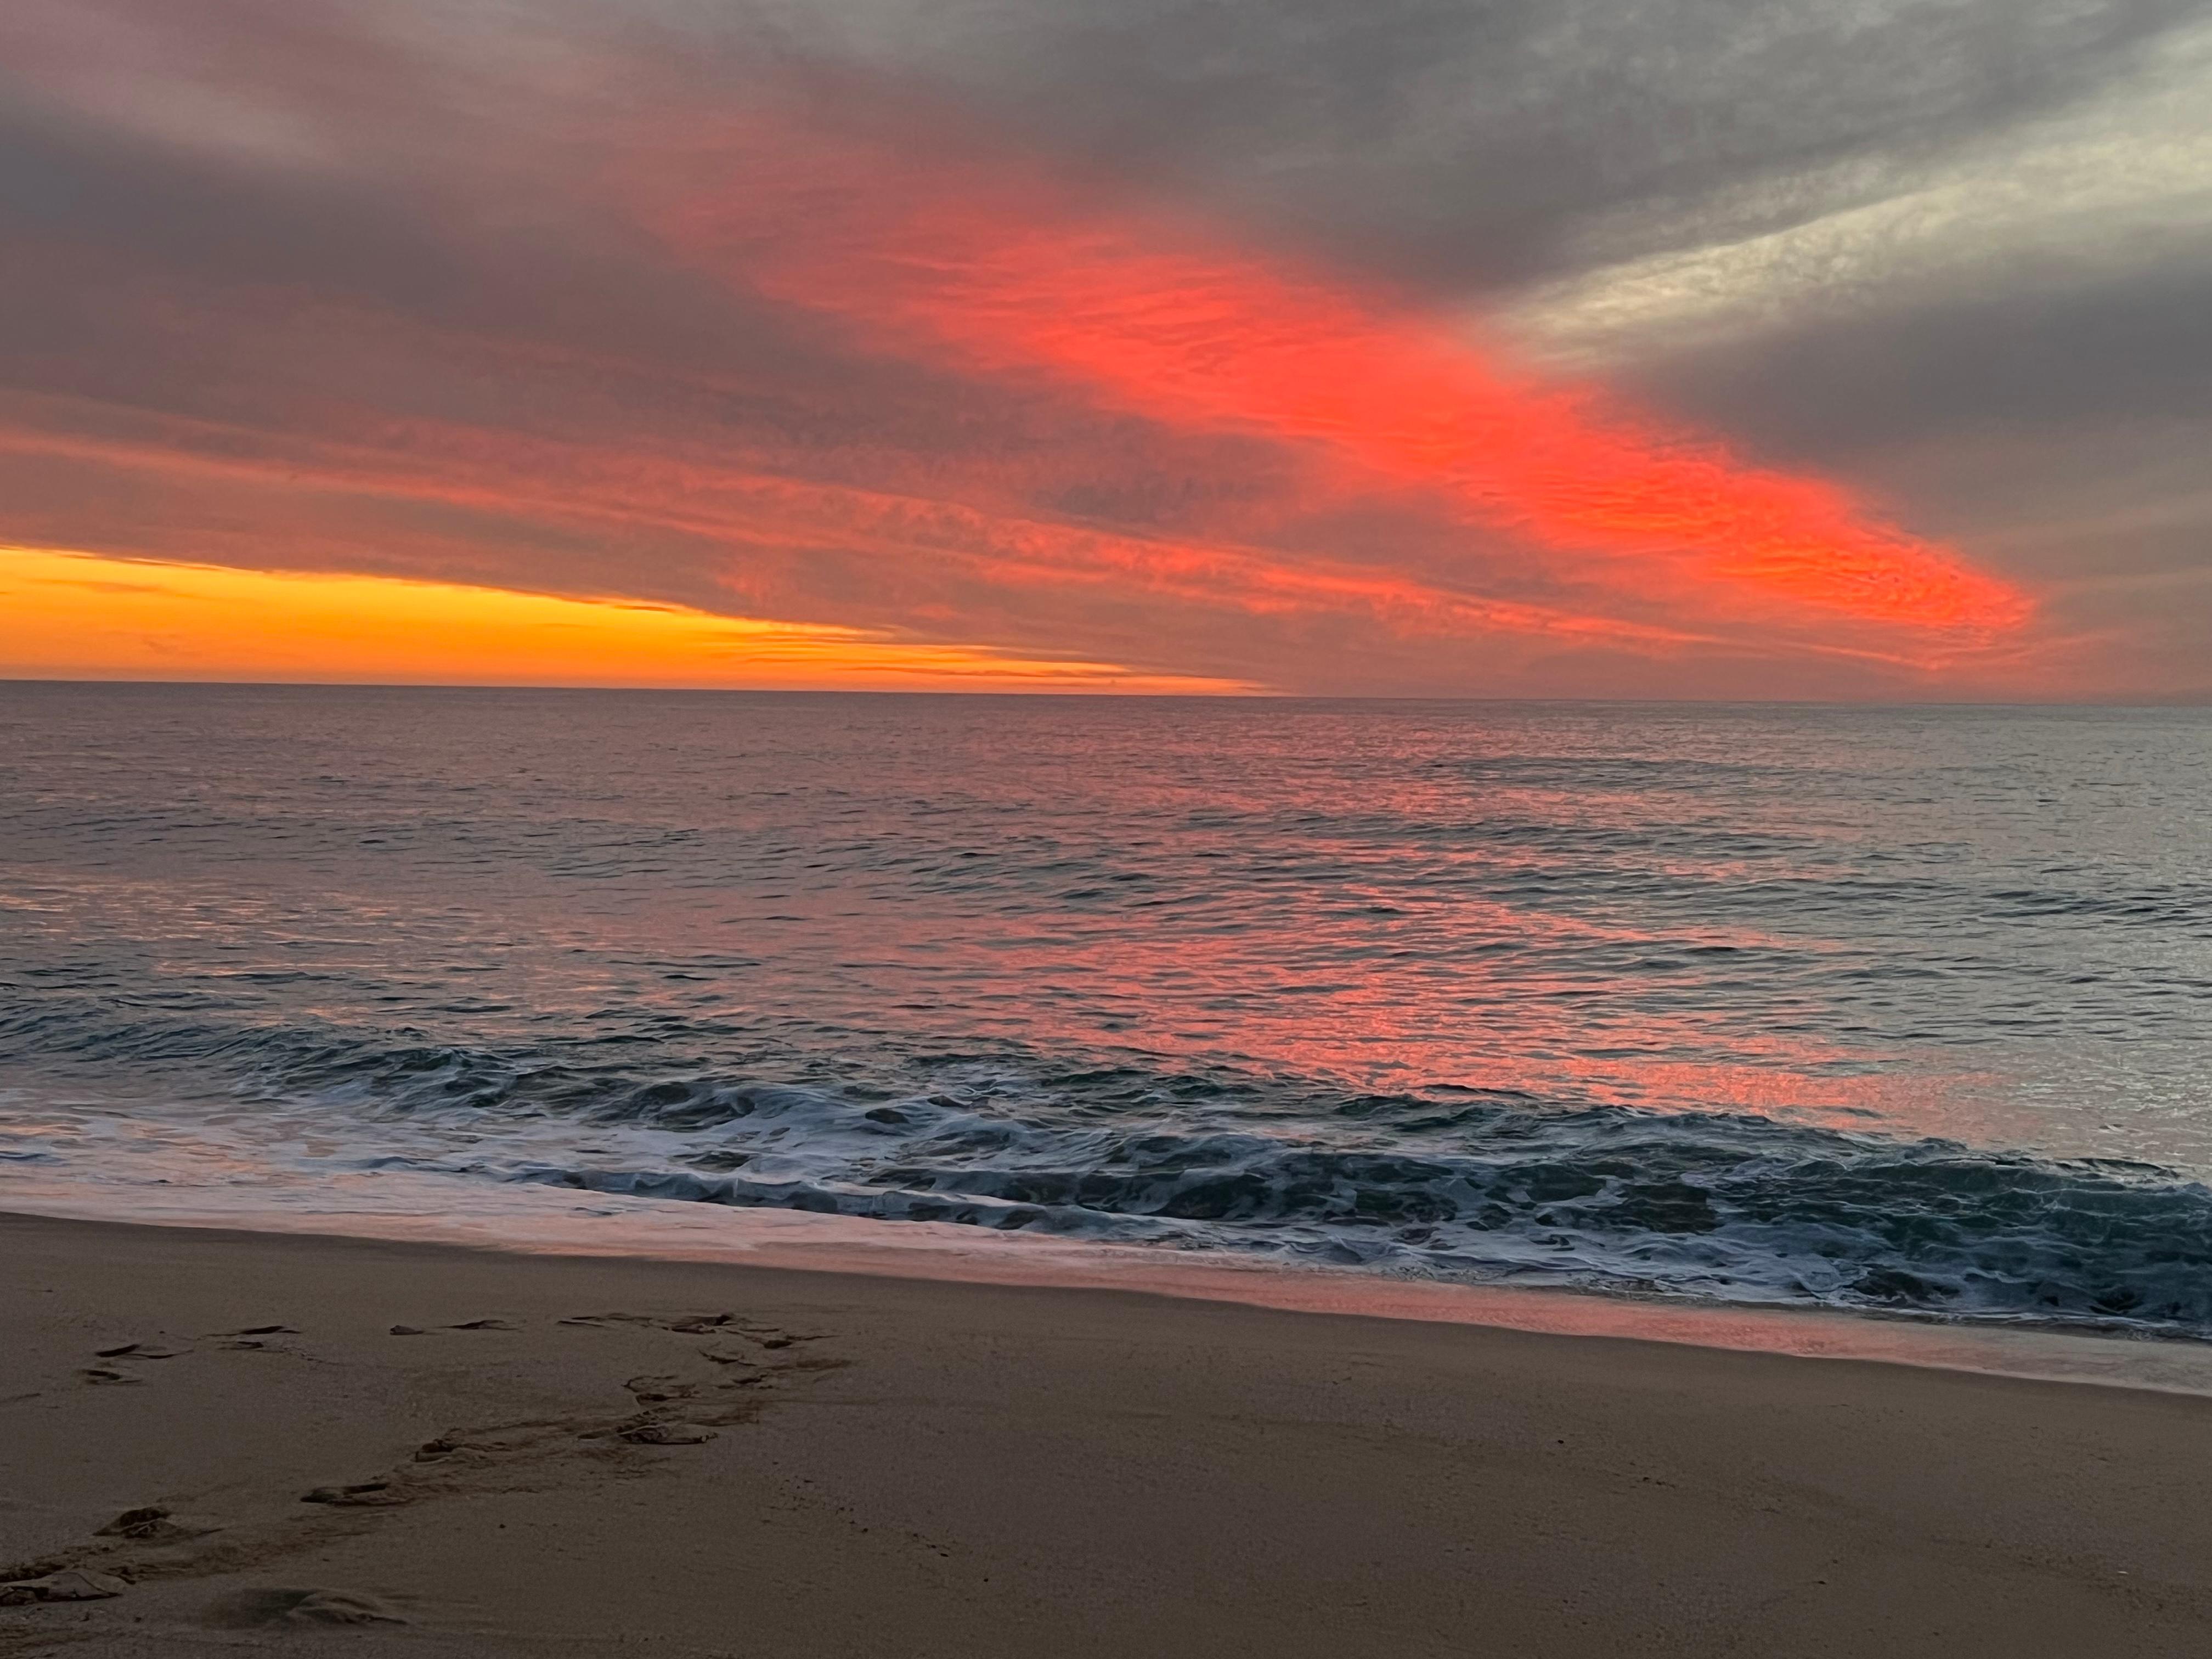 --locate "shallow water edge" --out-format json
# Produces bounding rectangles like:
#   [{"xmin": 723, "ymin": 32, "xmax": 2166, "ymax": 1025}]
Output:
[{"xmin": 11, "ymin": 1167, "xmax": 2212, "ymax": 1398}]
